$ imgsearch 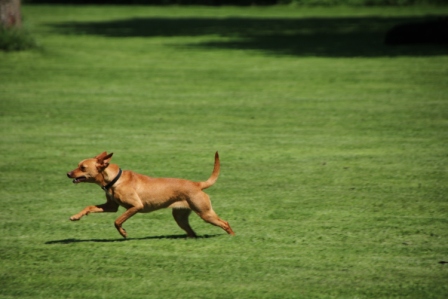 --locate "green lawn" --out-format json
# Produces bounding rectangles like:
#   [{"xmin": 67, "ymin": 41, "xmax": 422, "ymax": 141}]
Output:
[{"xmin": 1, "ymin": 4, "xmax": 447, "ymax": 298}]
